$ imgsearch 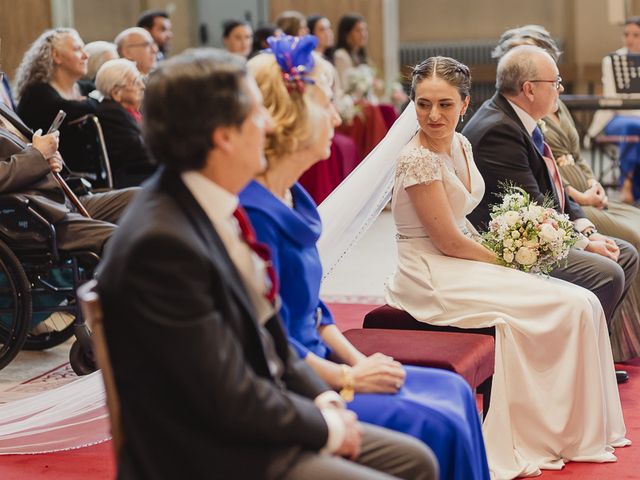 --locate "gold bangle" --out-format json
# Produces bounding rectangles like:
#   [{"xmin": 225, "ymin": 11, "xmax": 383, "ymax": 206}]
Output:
[{"xmin": 339, "ymin": 364, "xmax": 355, "ymax": 402}]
